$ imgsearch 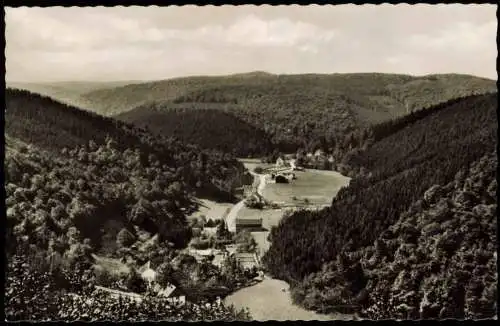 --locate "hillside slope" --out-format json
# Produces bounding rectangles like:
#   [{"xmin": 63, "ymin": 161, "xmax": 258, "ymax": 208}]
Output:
[
  {"xmin": 83, "ymin": 73, "xmax": 495, "ymax": 118},
  {"xmin": 262, "ymin": 93, "xmax": 497, "ymax": 319},
  {"xmin": 5, "ymin": 88, "xmax": 249, "ymax": 201},
  {"xmin": 92, "ymin": 73, "xmax": 496, "ymax": 155},
  {"xmin": 117, "ymin": 106, "xmax": 275, "ymax": 157}
]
